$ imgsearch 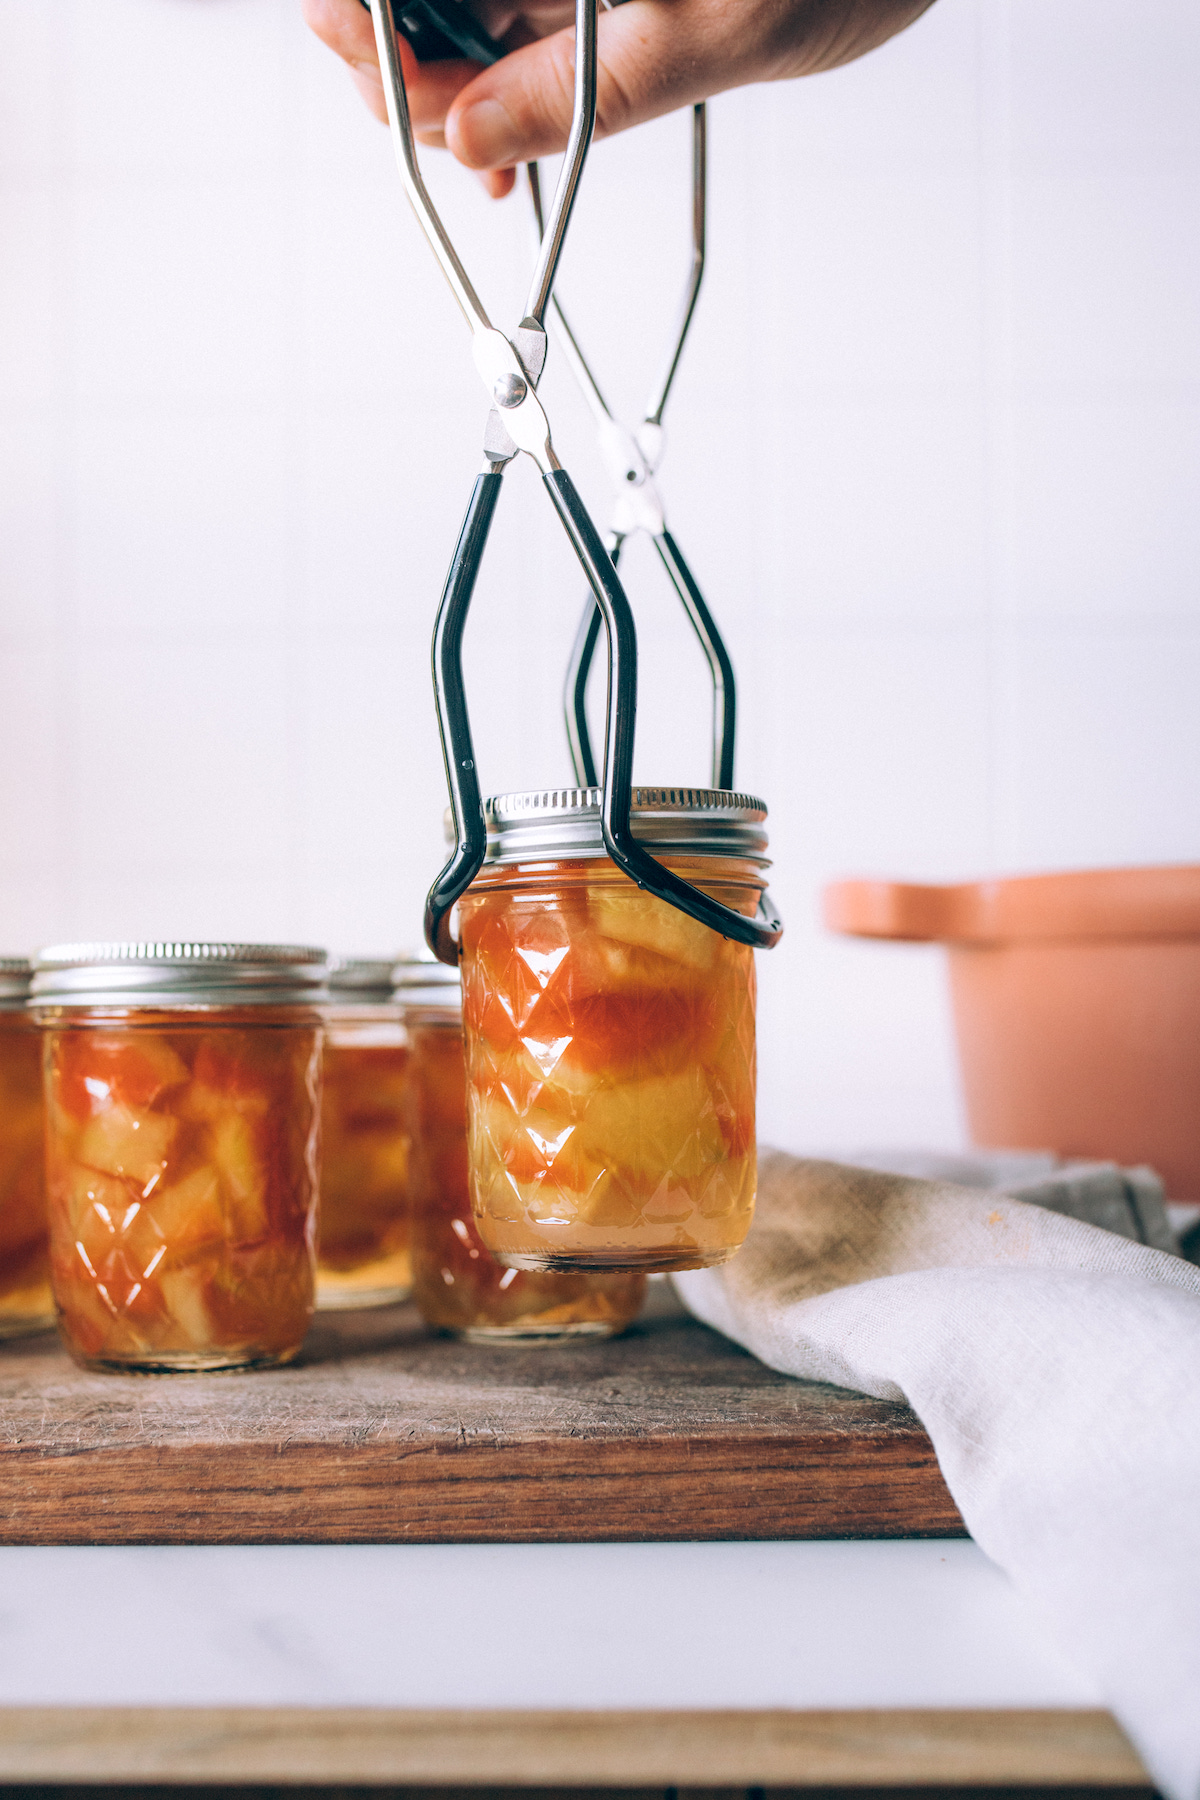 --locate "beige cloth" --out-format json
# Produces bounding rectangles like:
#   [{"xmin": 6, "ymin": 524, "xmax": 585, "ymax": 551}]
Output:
[{"xmin": 674, "ymin": 1154, "xmax": 1200, "ymax": 1800}]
